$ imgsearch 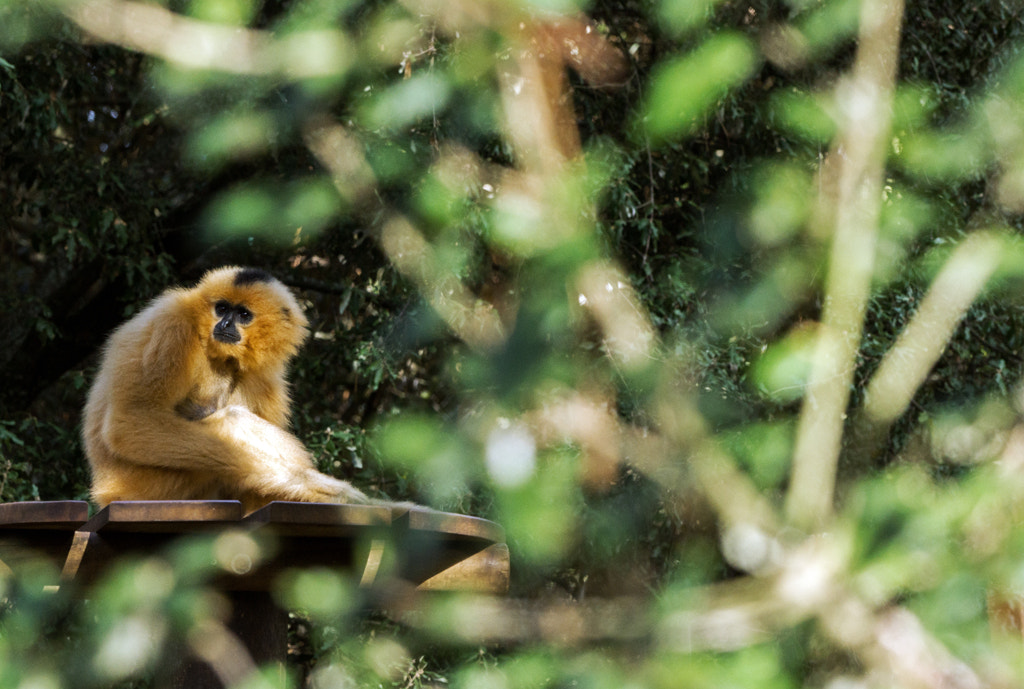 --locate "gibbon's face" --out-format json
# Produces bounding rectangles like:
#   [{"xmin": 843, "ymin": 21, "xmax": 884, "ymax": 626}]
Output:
[
  {"xmin": 195, "ymin": 266, "xmax": 309, "ymax": 369},
  {"xmin": 212, "ymin": 299, "xmax": 253, "ymax": 344}
]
